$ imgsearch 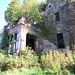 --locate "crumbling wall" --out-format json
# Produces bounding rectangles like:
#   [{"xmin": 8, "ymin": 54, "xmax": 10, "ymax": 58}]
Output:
[
  {"xmin": 43, "ymin": 2, "xmax": 57, "ymax": 45},
  {"xmin": 40, "ymin": 38, "xmax": 57, "ymax": 53},
  {"xmin": 45, "ymin": 0, "xmax": 75, "ymax": 50},
  {"xmin": 60, "ymin": 2, "xmax": 75, "ymax": 49}
]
